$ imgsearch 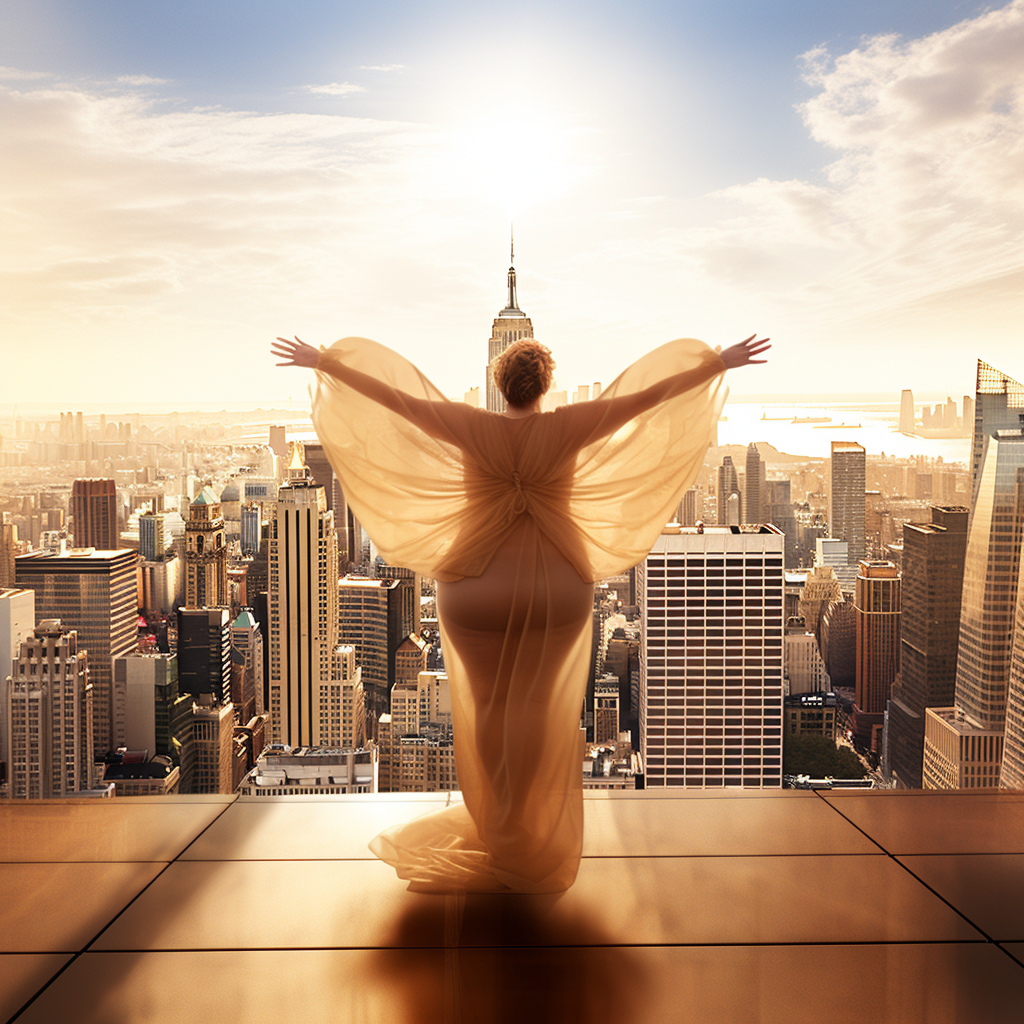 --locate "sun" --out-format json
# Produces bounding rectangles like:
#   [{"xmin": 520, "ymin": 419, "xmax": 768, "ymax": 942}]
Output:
[{"xmin": 440, "ymin": 108, "xmax": 591, "ymax": 215}]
